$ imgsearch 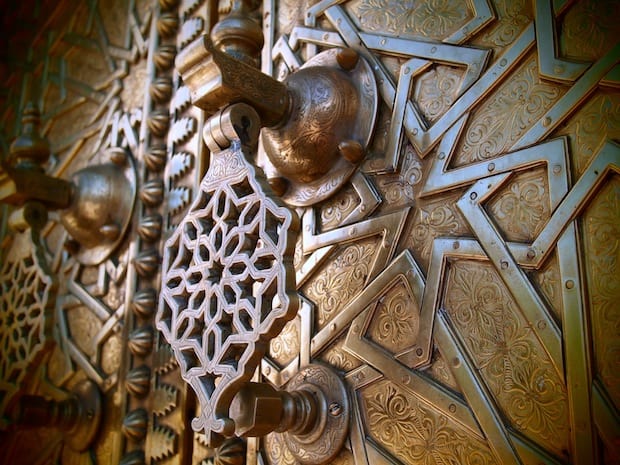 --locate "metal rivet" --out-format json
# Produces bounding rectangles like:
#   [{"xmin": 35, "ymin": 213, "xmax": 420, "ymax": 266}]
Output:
[
  {"xmin": 553, "ymin": 164, "xmax": 562, "ymax": 174},
  {"xmin": 264, "ymin": 366, "xmax": 271, "ymax": 375},
  {"xmin": 448, "ymin": 404, "xmax": 456, "ymax": 413},
  {"xmin": 537, "ymin": 320, "xmax": 547, "ymax": 330},
  {"xmin": 412, "ymin": 128, "xmax": 418, "ymax": 135},
  {"xmin": 452, "ymin": 357, "xmax": 461, "ymax": 367},
  {"xmin": 330, "ymin": 323, "xmax": 337, "ymax": 332},
  {"xmin": 401, "ymin": 374, "xmax": 411, "ymax": 384},
  {"xmin": 438, "ymin": 152, "xmax": 445, "ymax": 159},
  {"xmin": 431, "ymin": 46, "xmax": 437, "ymax": 53},
  {"xmin": 470, "ymin": 192, "xmax": 477, "ymax": 200},
  {"xmin": 453, "ymin": 241, "xmax": 460, "ymax": 250},
  {"xmin": 351, "ymin": 324, "xmax": 359, "ymax": 333},
  {"xmin": 527, "ymin": 248, "xmax": 536, "ymax": 259},
  {"xmin": 404, "ymin": 66, "xmax": 410, "ymax": 74},
  {"xmin": 487, "ymin": 162, "xmax": 495, "ymax": 172},
  {"xmin": 329, "ymin": 402, "xmax": 343, "ymax": 416},
  {"xmin": 500, "ymin": 58, "xmax": 507, "ymax": 66},
  {"xmin": 542, "ymin": 116, "xmax": 552, "ymax": 127},
  {"xmin": 500, "ymin": 260, "xmax": 509, "ymax": 270},
  {"xmin": 380, "ymin": 38, "xmax": 386, "ymax": 45},
  {"xmin": 566, "ymin": 279, "xmax": 575, "ymax": 289},
  {"xmin": 415, "ymin": 347, "xmax": 423, "ymax": 356}
]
